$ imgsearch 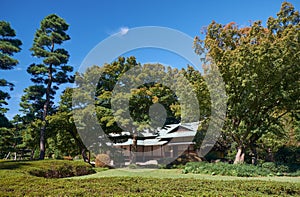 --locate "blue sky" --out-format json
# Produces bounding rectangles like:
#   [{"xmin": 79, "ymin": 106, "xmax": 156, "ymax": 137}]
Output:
[{"xmin": 1, "ymin": 0, "xmax": 299, "ymax": 119}]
